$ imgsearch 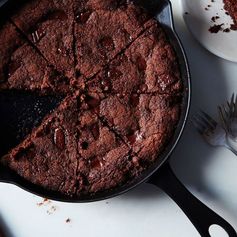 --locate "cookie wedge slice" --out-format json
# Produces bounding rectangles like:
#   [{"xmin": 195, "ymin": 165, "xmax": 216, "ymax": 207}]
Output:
[{"xmin": 0, "ymin": 21, "xmax": 73, "ymax": 94}]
